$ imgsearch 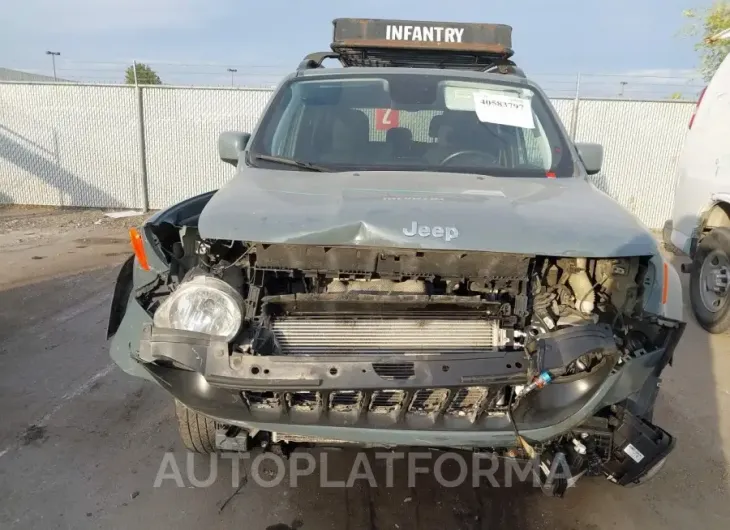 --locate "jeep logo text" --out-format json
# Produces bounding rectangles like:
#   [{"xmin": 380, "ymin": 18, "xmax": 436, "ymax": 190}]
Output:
[{"xmin": 402, "ymin": 221, "xmax": 459, "ymax": 242}]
